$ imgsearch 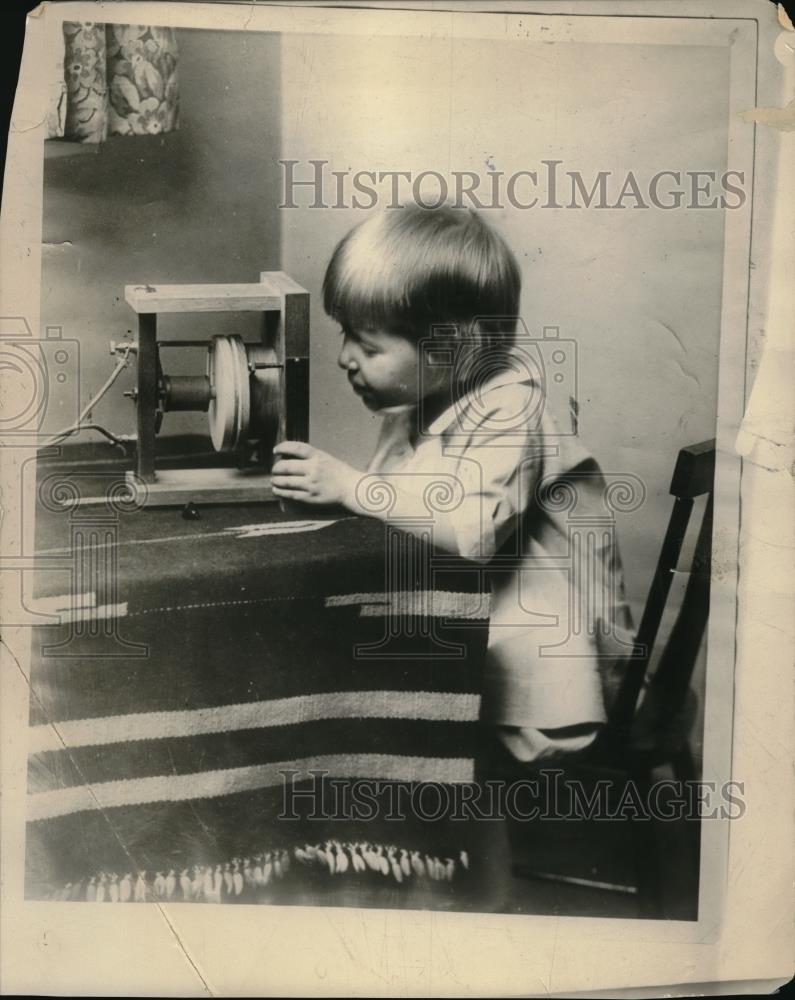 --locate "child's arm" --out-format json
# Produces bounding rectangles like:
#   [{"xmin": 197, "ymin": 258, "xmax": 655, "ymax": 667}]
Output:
[
  {"xmin": 271, "ymin": 440, "xmax": 467, "ymax": 553},
  {"xmin": 272, "ymin": 383, "xmax": 541, "ymax": 561}
]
